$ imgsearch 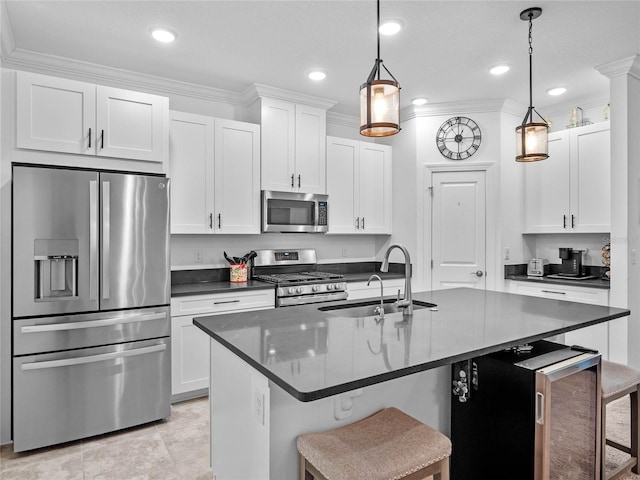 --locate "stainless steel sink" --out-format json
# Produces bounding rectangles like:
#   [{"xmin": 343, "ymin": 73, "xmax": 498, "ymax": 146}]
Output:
[{"xmin": 318, "ymin": 299, "xmax": 436, "ymax": 318}]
